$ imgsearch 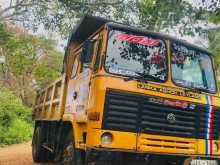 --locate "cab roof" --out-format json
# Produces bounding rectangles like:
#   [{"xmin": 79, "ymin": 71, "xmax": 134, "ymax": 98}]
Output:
[
  {"xmin": 62, "ymin": 15, "xmax": 211, "ymax": 73},
  {"xmin": 68, "ymin": 15, "xmax": 110, "ymax": 44},
  {"xmin": 62, "ymin": 15, "xmax": 110, "ymax": 72}
]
